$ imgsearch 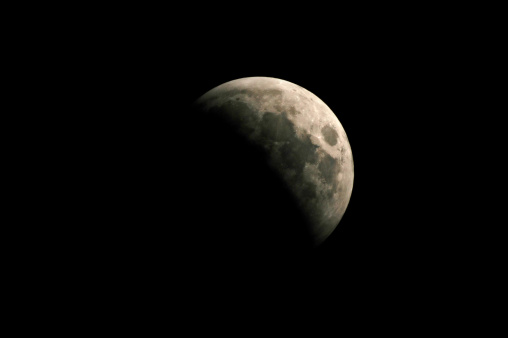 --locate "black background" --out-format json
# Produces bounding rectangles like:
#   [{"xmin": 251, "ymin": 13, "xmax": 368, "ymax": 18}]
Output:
[
  {"xmin": 7, "ymin": 2, "xmax": 499, "ymax": 333},
  {"xmin": 54, "ymin": 6, "xmax": 475, "ymax": 330}
]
